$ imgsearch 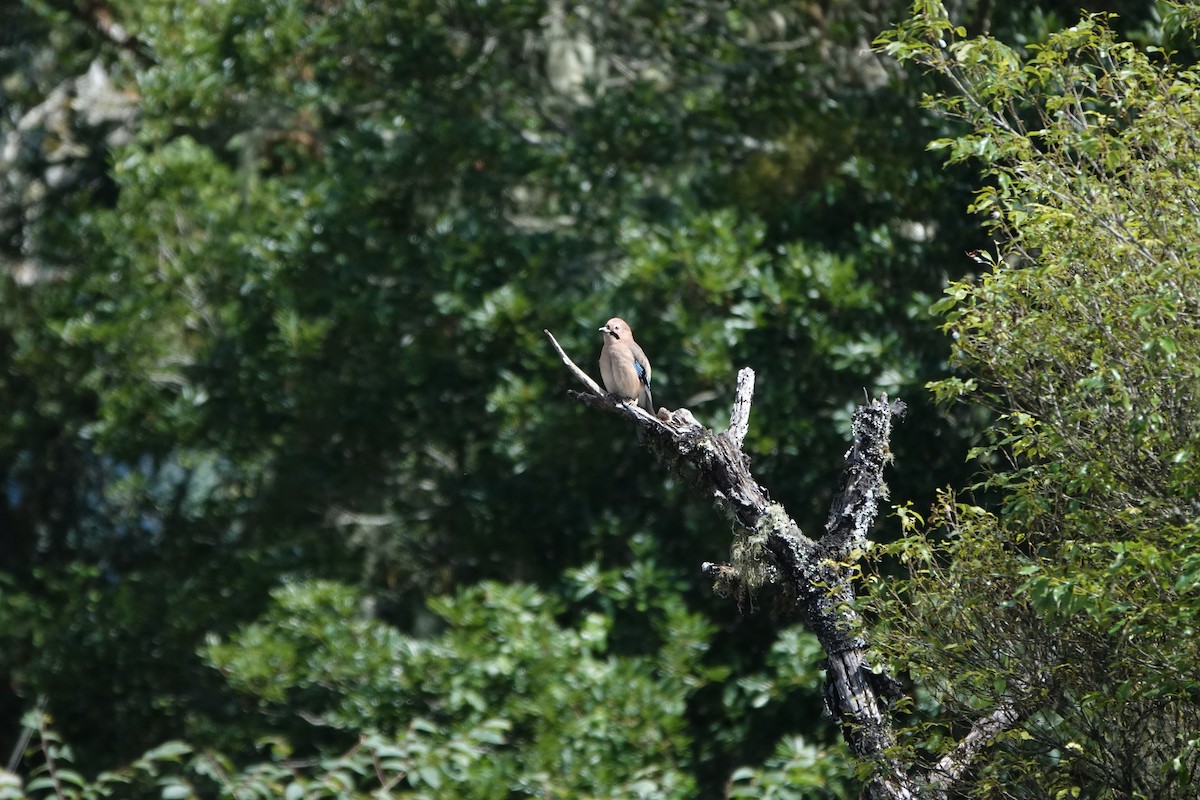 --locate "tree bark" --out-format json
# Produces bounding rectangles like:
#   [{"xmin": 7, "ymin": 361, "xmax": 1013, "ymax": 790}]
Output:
[{"xmin": 545, "ymin": 330, "xmax": 1017, "ymax": 799}]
